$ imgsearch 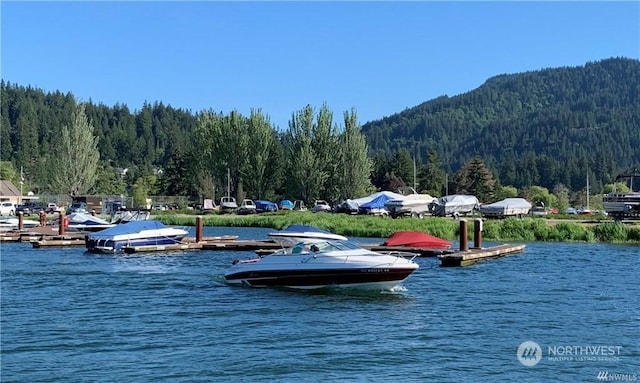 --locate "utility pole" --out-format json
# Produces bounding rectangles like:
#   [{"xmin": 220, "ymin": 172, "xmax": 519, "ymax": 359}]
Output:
[{"xmin": 19, "ymin": 166, "xmax": 24, "ymax": 204}]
